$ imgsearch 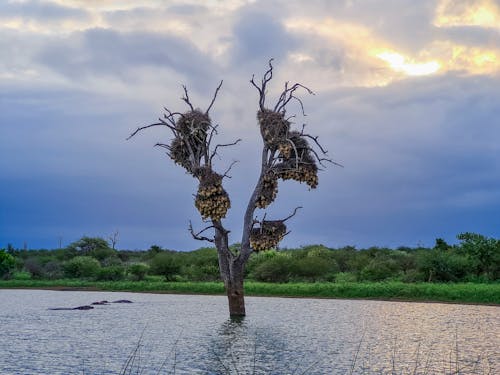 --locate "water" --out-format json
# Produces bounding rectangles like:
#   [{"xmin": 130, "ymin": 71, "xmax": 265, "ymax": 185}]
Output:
[{"xmin": 0, "ymin": 289, "xmax": 498, "ymax": 374}]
